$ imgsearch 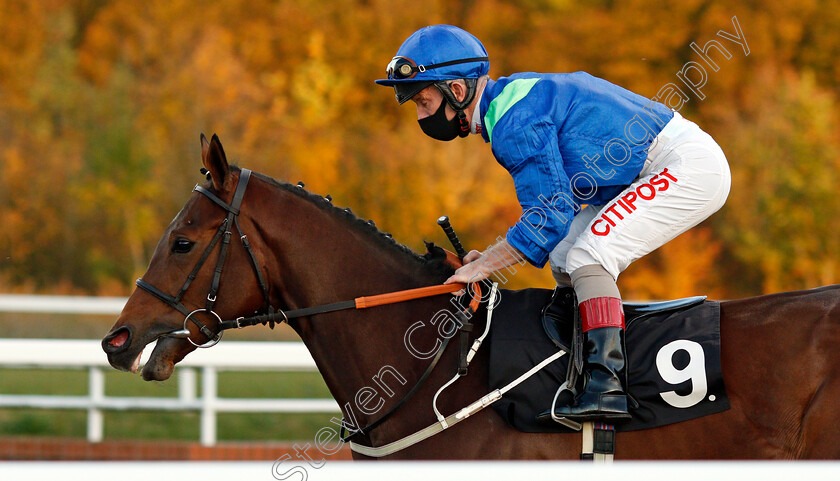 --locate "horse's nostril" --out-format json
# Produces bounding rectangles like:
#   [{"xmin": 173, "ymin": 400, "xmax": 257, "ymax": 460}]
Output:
[
  {"xmin": 110, "ymin": 330, "xmax": 129, "ymax": 348},
  {"xmin": 103, "ymin": 328, "xmax": 131, "ymax": 353}
]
